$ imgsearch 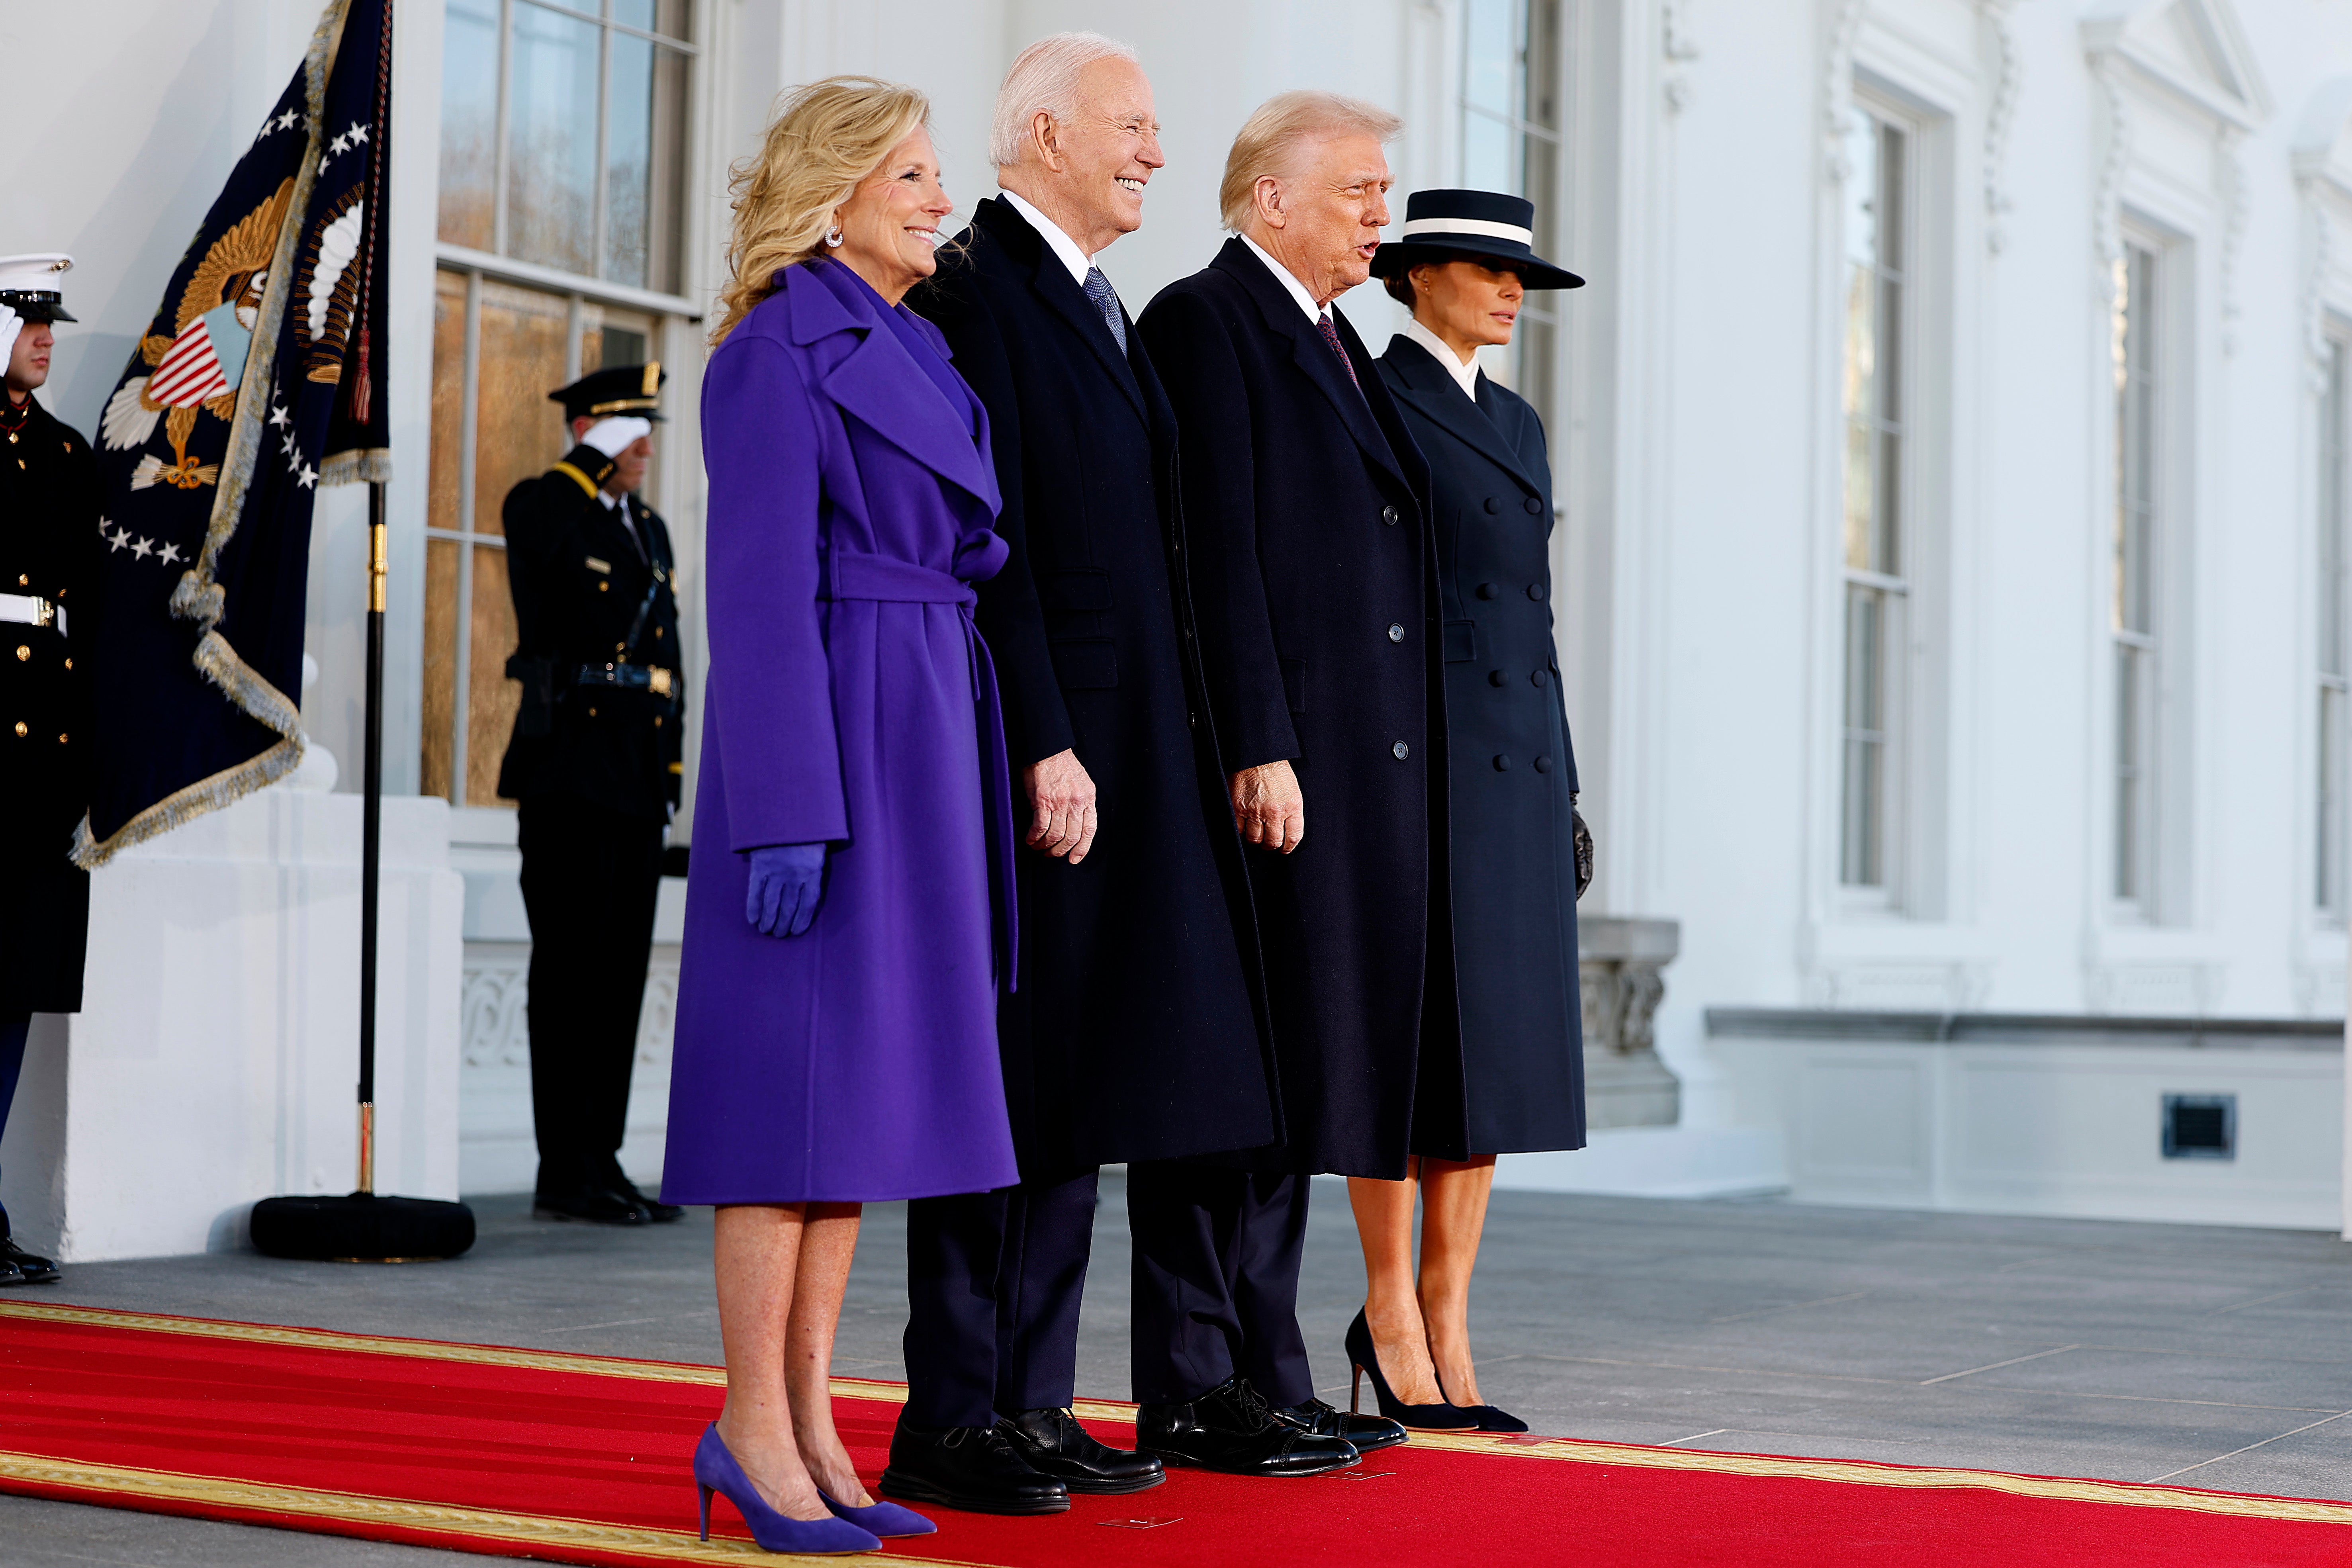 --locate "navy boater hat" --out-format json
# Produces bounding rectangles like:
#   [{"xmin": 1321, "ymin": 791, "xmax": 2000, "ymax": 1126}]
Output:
[
  {"xmin": 1371, "ymin": 191, "xmax": 1583, "ymax": 290},
  {"xmin": 550, "ymin": 361, "xmax": 667, "ymax": 421},
  {"xmin": 0, "ymin": 254, "xmax": 79, "ymax": 322}
]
